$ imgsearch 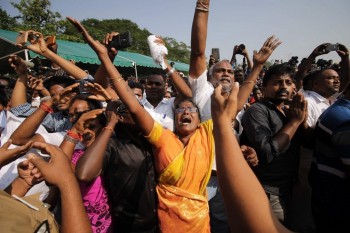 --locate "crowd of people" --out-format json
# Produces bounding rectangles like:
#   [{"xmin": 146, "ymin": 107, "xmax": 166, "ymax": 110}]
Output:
[{"xmin": 0, "ymin": 0, "xmax": 349, "ymax": 232}]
